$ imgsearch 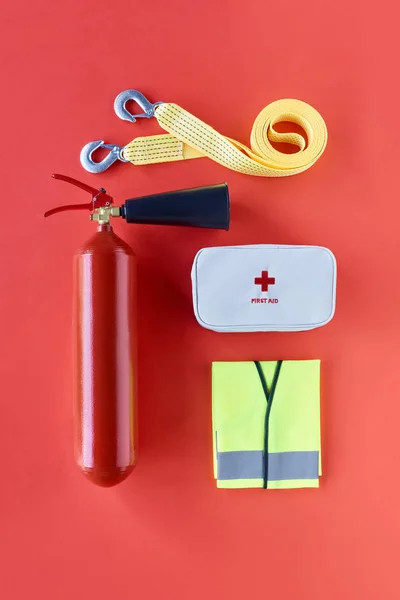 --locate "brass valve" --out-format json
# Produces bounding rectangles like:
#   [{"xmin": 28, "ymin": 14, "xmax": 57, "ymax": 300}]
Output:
[{"xmin": 90, "ymin": 206, "xmax": 121, "ymax": 225}]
